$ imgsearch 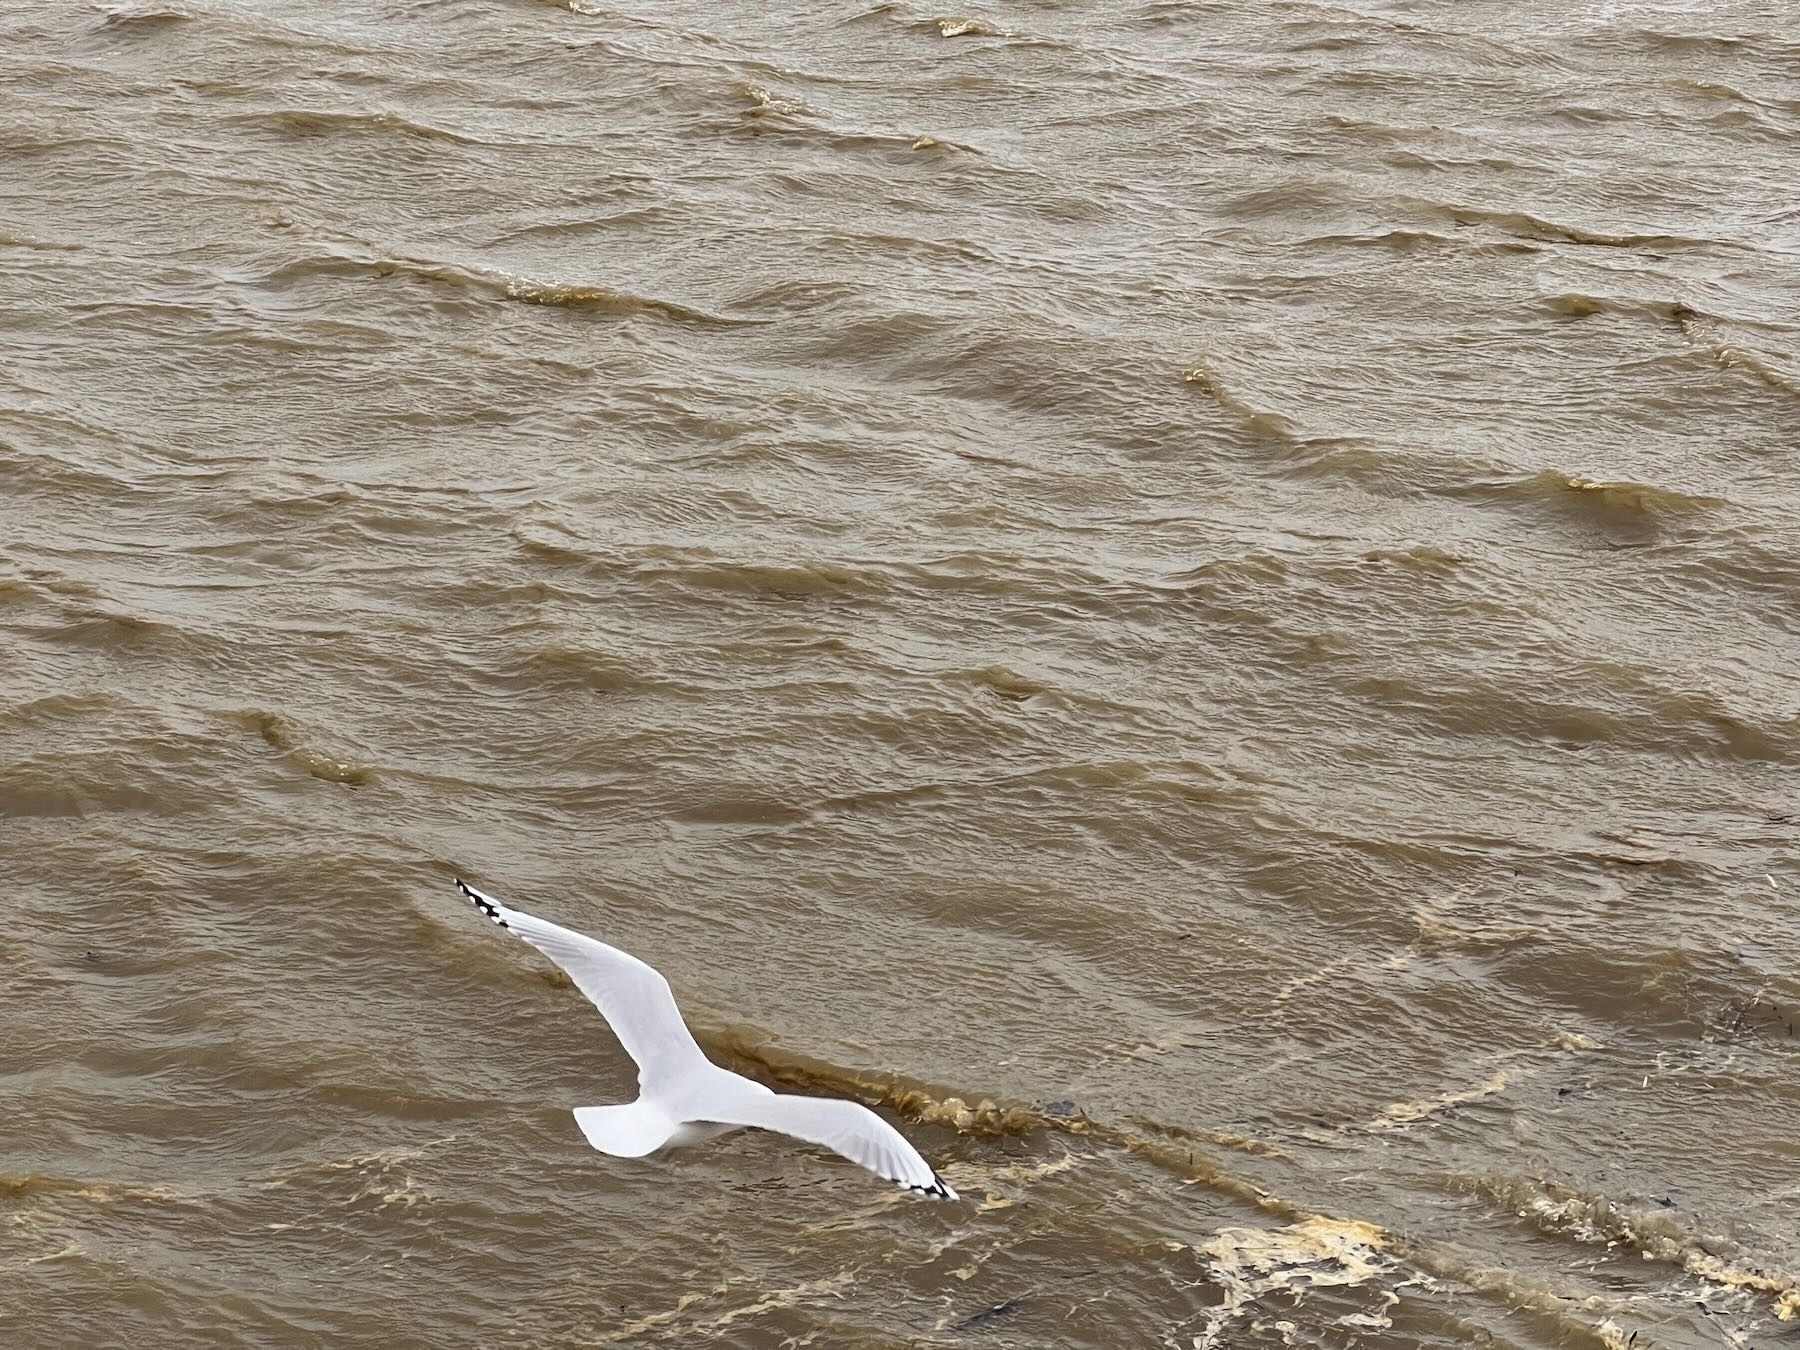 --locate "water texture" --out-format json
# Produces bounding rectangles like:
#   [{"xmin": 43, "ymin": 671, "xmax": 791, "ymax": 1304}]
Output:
[{"xmin": 3, "ymin": 1, "xmax": 1797, "ymax": 1346}]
